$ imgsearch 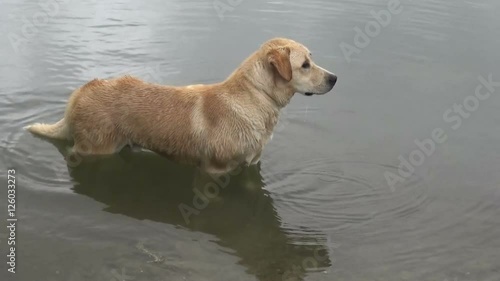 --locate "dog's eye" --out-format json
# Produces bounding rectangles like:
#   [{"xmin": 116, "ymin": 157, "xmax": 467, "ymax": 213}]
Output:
[{"xmin": 302, "ymin": 62, "xmax": 310, "ymax": 69}]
